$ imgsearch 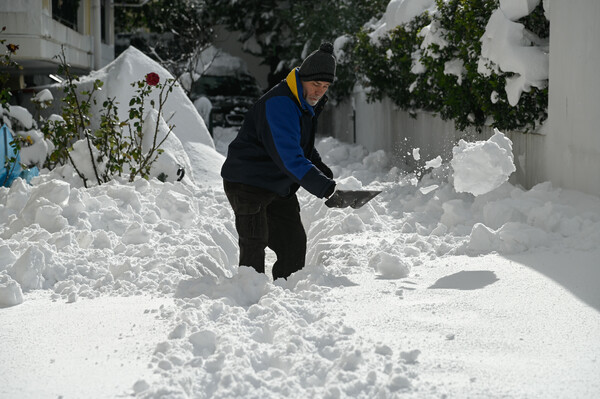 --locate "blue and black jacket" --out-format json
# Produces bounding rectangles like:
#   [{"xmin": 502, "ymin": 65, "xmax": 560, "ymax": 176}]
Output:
[{"xmin": 221, "ymin": 68, "xmax": 335, "ymax": 198}]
